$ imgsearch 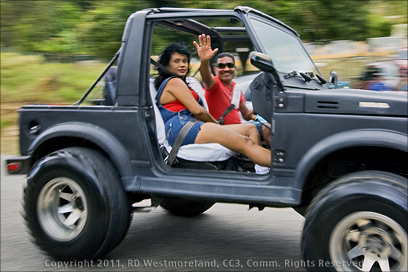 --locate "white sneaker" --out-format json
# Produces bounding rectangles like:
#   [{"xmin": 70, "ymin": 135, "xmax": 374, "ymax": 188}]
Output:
[{"xmin": 255, "ymin": 164, "xmax": 270, "ymax": 174}]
